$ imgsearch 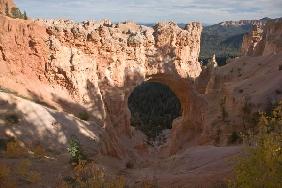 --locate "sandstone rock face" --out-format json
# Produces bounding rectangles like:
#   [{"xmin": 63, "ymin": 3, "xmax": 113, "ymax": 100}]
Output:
[
  {"xmin": 1, "ymin": 11, "xmax": 281, "ymax": 159},
  {"xmin": 0, "ymin": 0, "xmax": 15, "ymax": 15},
  {"xmin": 201, "ymin": 19, "xmax": 282, "ymax": 145},
  {"xmin": 261, "ymin": 19, "xmax": 282, "ymax": 55},
  {"xmin": 241, "ymin": 25, "xmax": 264, "ymax": 56},
  {"xmin": 0, "ymin": 15, "xmax": 204, "ymax": 156},
  {"xmin": 241, "ymin": 19, "xmax": 282, "ymax": 56}
]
